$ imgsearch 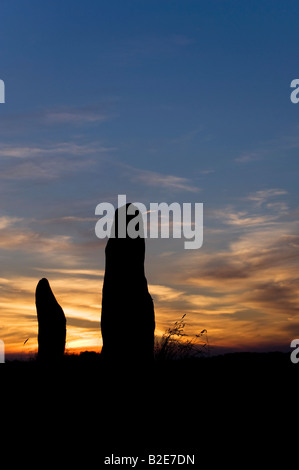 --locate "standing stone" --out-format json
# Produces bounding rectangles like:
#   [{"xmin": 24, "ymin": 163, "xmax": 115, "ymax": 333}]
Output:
[
  {"xmin": 101, "ymin": 204, "xmax": 155, "ymax": 363},
  {"xmin": 36, "ymin": 278, "xmax": 66, "ymax": 361}
]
